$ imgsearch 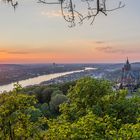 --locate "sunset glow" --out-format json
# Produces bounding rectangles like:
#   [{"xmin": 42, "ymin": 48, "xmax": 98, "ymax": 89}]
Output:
[{"xmin": 0, "ymin": 0, "xmax": 140, "ymax": 63}]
